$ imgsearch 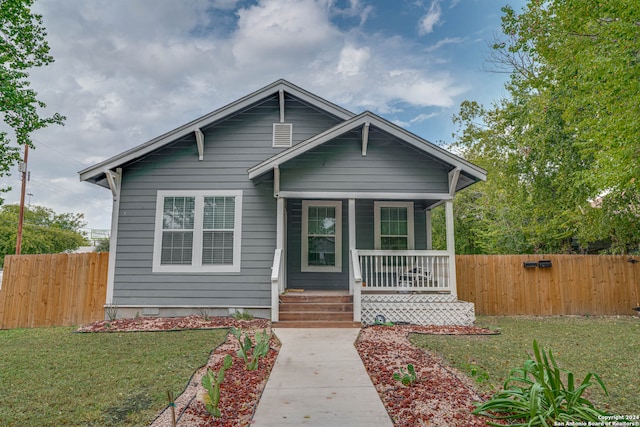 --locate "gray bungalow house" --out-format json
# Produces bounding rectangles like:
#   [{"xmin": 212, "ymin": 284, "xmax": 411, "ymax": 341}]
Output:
[{"xmin": 80, "ymin": 79, "xmax": 486, "ymax": 326}]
